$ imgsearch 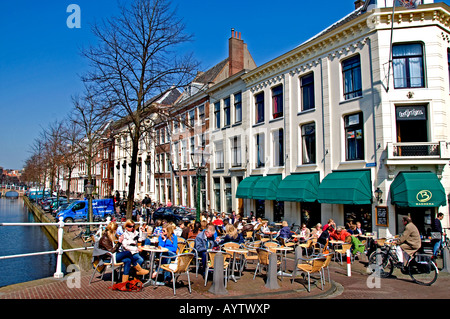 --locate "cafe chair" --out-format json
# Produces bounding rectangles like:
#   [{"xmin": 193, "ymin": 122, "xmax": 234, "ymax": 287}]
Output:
[
  {"xmin": 291, "ymin": 255, "xmax": 327, "ymax": 292},
  {"xmin": 177, "ymin": 239, "xmax": 186, "ymax": 255},
  {"xmin": 89, "ymin": 252, "xmax": 124, "ymax": 286},
  {"xmin": 204, "ymin": 250, "xmax": 231, "ymax": 287},
  {"xmin": 186, "ymin": 239, "xmax": 201, "ymax": 277},
  {"xmin": 159, "ymin": 253, "xmax": 195, "ymax": 296},
  {"xmin": 334, "ymin": 243, "xmax": 352, "ymax": 265},
  {"xmin": 242, "ymin": 242, "xmax": 260, "ymax": 269},
  {"xmin": 221, "ymin": 242, "xmax": 245, "ymax": 272},
  {"xmin": 253, "ymin": 248, "xmax": 281, "ymax": 280},
  {"xmin": 321, "ymin": 253, "xmax": 333, "ymax": 284},
  {"xmin": 263, "ymin": 241, "xmax": 280, "ymax": 253},
  {"xmin": 298, "ymin": 239, "xmax": 314, "ymax": 257},
  {"xmin": 279, "ymin": 237, "xmax": 296, "ymax": 248}
]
